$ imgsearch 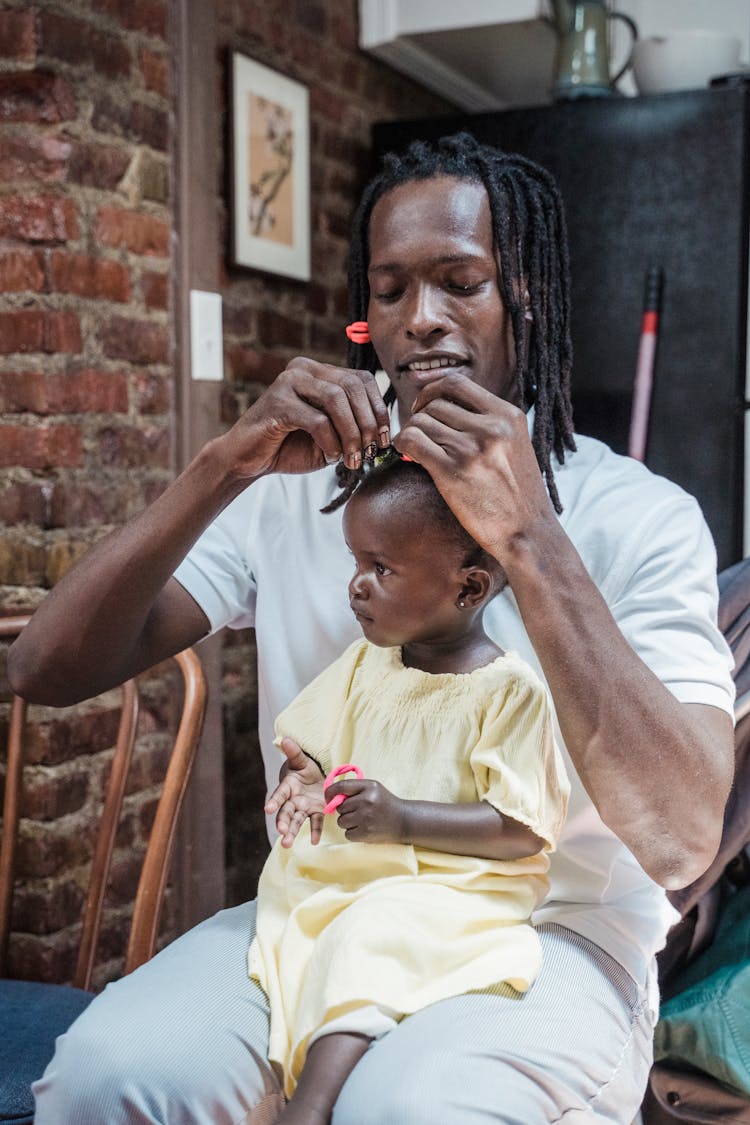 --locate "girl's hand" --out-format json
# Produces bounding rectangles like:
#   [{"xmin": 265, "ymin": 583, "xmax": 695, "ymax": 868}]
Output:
[
  {"xmin": 327, "ymin": 778, "xmax": 406, "ymax": 844},
  {"xmin": 266, "ymin": 738, "xmax": 326, "ymax": 847}
]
